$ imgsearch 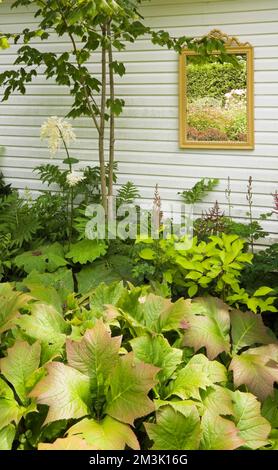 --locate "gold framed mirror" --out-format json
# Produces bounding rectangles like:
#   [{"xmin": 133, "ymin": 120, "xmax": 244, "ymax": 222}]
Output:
[{"xmin": 179, "ymin": 30, "xmax": 254, "ymax": 149}]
